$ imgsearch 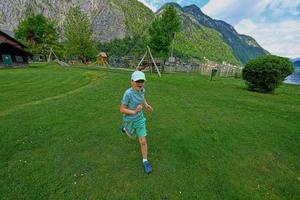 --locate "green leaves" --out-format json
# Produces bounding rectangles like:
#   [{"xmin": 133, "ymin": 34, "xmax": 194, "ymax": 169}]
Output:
[
  {"xmin": 148, "ymin": 5, "xmax": 181, "ymax": 59},
  {"xmin": 161, "ymin": 5, "xmax": 181, "ymax": 34},
  {"xmin": 242, "ymin": 55, "xmax": 294, "ymax": 93},
  {"xmin": 62, "ymin": 6, "xmax": 97, "ymax": 62},
  {"xmin": 97, "ymin": 35, "xmax": 147, "ymax": 58},
  {"xmin": 15, "ymin": 14, "xmax": 60, "ymax": 58}
]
